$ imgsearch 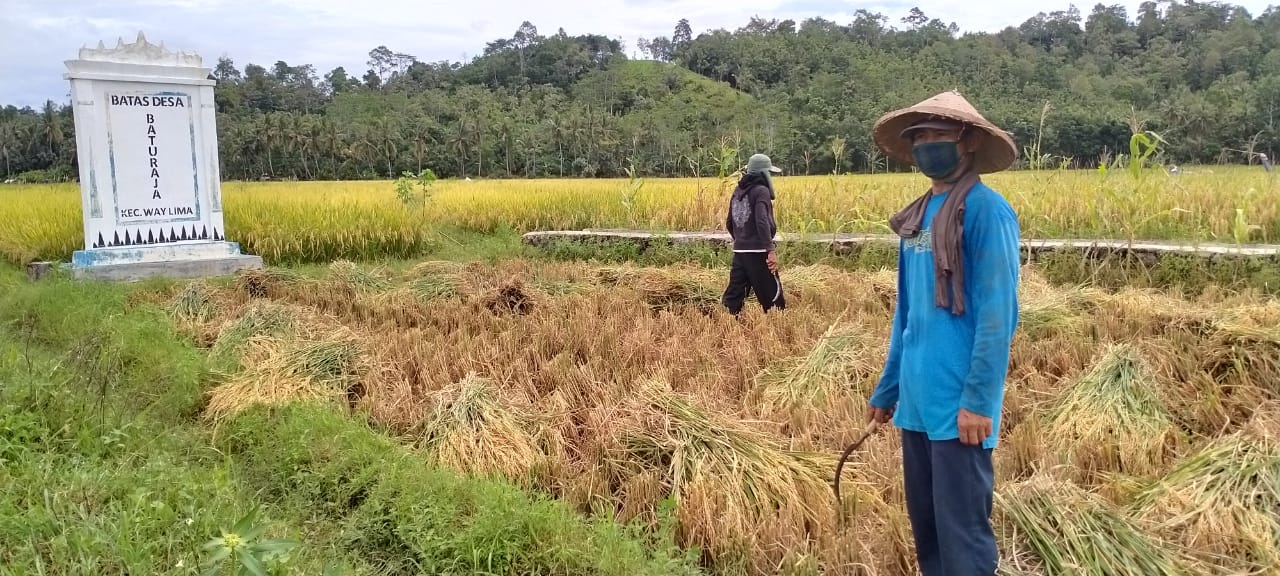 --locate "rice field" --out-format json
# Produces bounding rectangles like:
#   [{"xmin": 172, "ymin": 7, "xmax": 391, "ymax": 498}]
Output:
[
  {"xmin": 155, "ymin": 258, "xmax": 1280, "ymax": 576},
  {"xmin": 2, "ymin": 167, "xmax": 1278, "ymax": 265}
]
